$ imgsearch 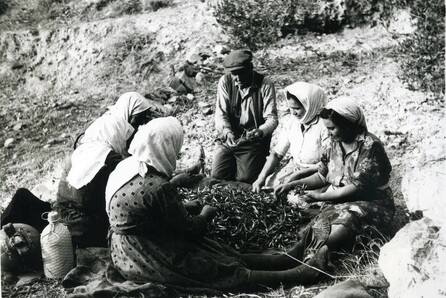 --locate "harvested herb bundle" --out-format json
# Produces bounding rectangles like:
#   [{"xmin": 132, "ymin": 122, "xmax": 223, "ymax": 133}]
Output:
[{"xmin": 179, "ymin": 184, "xmax": 313, "ymax": 252}]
